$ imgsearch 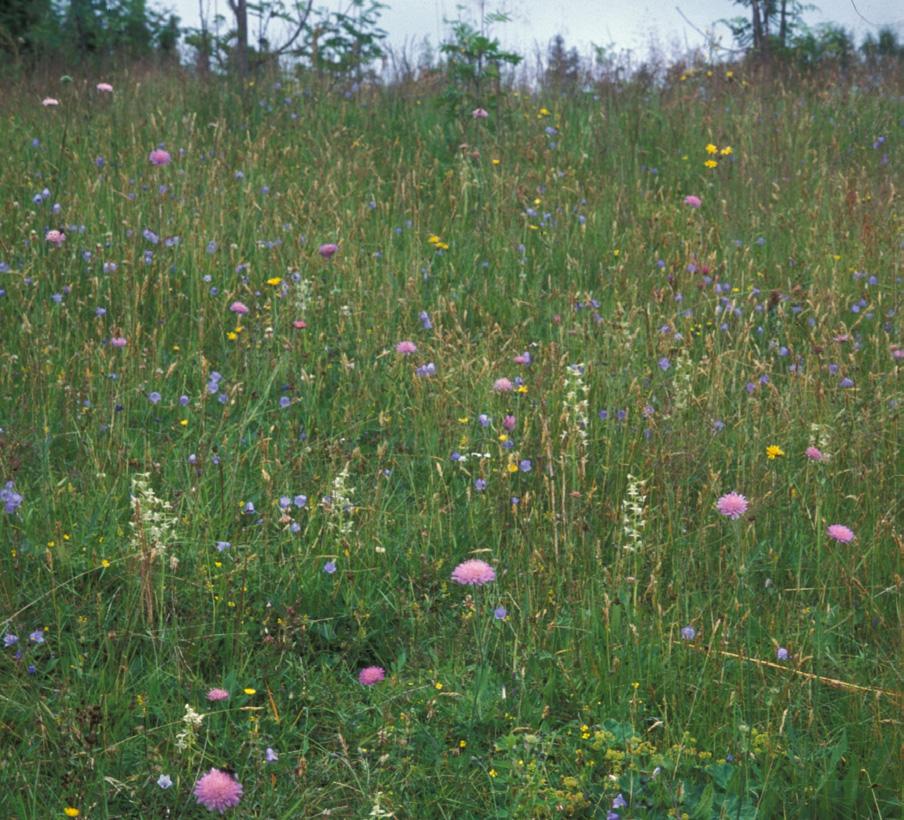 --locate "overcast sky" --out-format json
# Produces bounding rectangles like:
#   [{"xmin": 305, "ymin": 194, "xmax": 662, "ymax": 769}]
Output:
[{"xmin": 166, "ymin": 0, "xmax": 904, "ymax": 57}]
